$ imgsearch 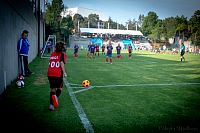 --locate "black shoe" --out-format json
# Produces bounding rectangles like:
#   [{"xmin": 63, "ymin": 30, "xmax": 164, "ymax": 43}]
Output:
[
  {"xmin": 24, "ymin": 74, "xmax": 29, "ymax": 77},
  {"xmin": 28, "ymin": 71, "xmax": 33, "ymax": 75}
]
